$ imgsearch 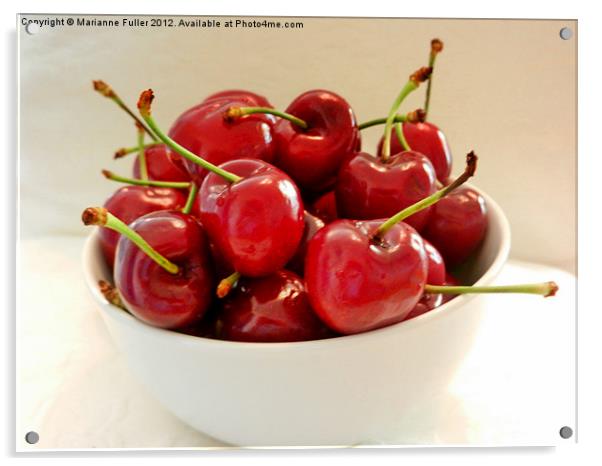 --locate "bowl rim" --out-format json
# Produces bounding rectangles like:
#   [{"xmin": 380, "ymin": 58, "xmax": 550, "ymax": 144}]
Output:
[{"xmin": 82, "ymin": 183, "xmax": 511, "ymax": 351}]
